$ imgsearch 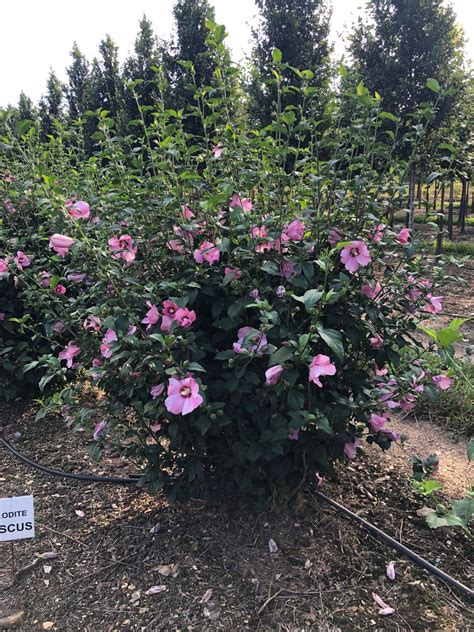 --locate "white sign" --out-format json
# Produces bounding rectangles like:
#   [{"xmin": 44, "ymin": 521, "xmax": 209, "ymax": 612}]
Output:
[{"xmin": 0, "ymin": 495, "xmax": 35, "ymax": 542}]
